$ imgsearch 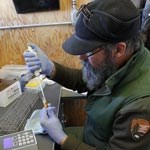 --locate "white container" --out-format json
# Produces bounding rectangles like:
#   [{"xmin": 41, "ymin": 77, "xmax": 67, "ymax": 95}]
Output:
[
  {"xmin": 0, "ymin": 64, "xmax": 28, "ymax": 79},
  {"xmin": 0, "ymin": 80, "xmax": 22, "ymax": 107}
]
